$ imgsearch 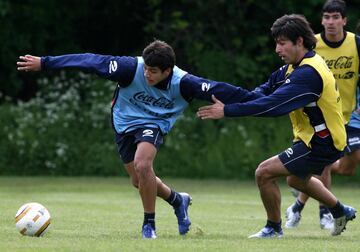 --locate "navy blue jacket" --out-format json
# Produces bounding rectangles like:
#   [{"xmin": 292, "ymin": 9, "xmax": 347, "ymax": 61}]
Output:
[{"xmin": 41, "ymin": 52, "xmax": 322, "ymax": 117}]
